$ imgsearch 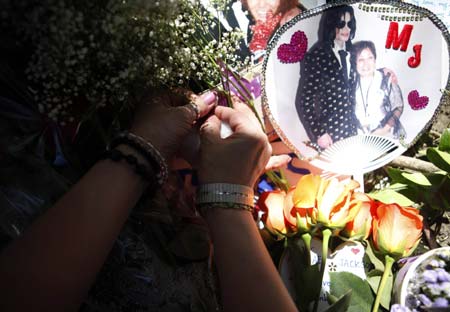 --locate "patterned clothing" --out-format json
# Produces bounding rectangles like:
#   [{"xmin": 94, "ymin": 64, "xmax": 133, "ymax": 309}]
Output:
[
  {"xmin": 295, "ymin": 43, "xmax": 358, "ymax": 143},
  {"xmin": 80, "ymin": 215, "xmax": 219, "ymax": 312},
  {"xmin": 354, "ymin": 69, "xmax": 405, "ymax": 139},
  {"xmin": 0, "ymin": 153, "xmax": 219, "ymax": 312}
]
